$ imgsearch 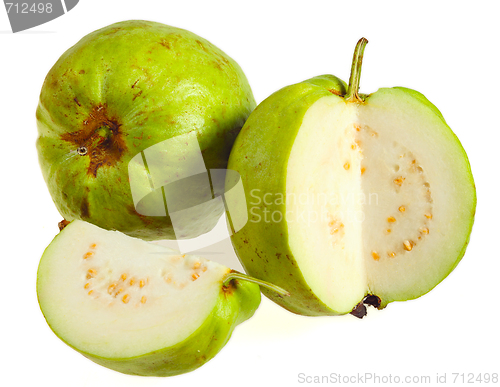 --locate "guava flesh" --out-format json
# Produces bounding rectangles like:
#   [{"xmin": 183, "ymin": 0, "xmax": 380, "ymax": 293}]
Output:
[
  {"xmin": 285, "ymin": 90, "xmax": 475, "ymax": 313},
  {"xmin": 37, "ymin": 220, "xmax": 261, "ymax": 376}
]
